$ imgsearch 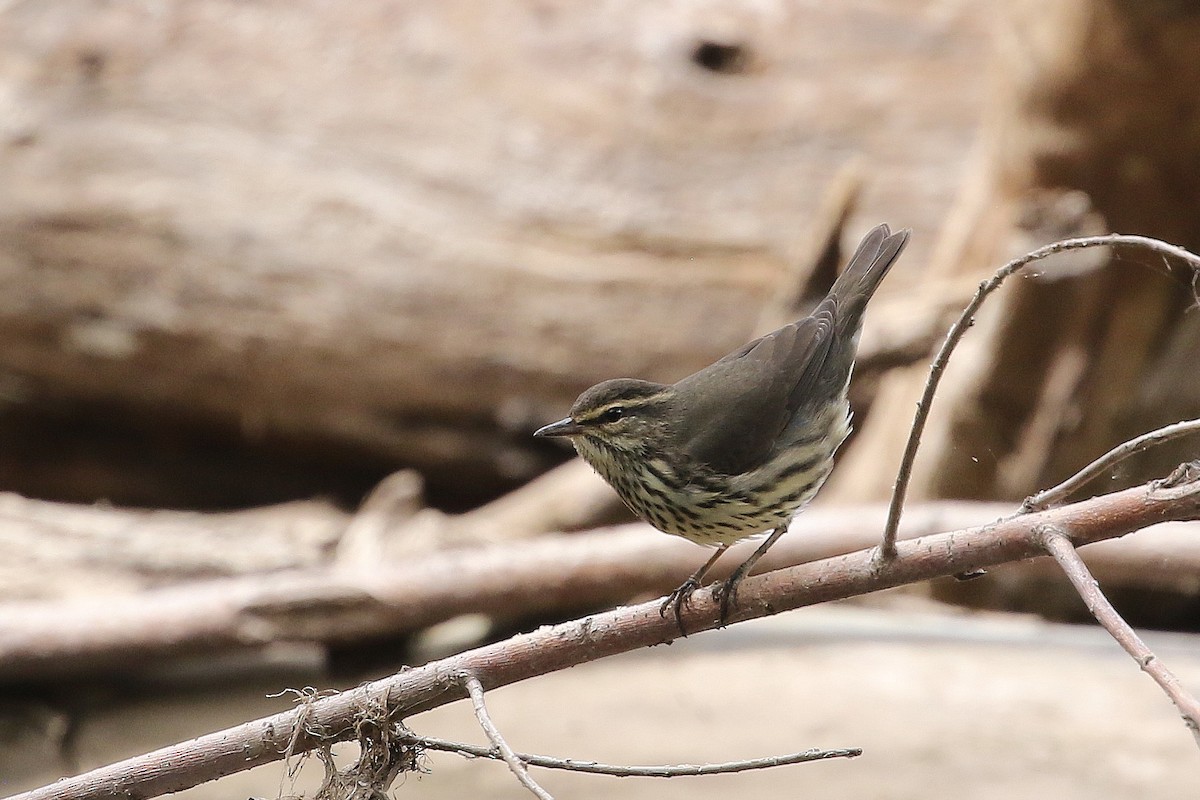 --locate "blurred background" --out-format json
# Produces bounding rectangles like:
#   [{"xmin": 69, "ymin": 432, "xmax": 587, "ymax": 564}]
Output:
[{"xmin": 2, "ymin": 0, "xmax": 1199, "ymax": 797}]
